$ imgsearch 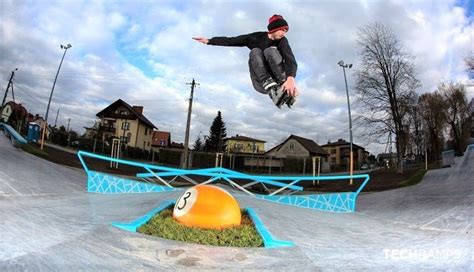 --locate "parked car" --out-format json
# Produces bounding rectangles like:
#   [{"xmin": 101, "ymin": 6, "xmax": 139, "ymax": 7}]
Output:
[{"xmin": 360, "ymin": 164, "xmax": 369, "ymax": 170}]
